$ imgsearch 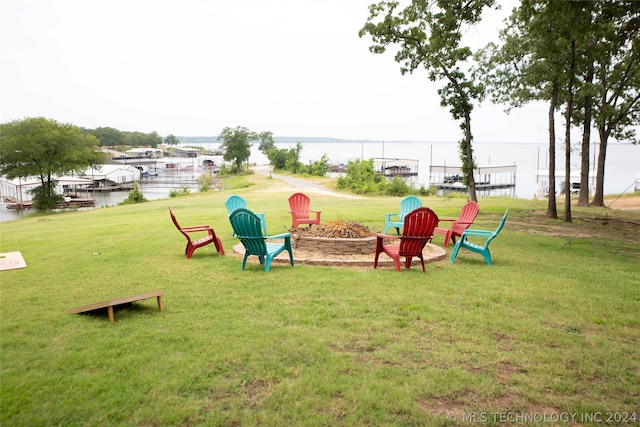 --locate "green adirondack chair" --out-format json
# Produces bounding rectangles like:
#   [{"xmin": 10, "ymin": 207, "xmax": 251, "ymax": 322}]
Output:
[
  {"xmin": 225, "ymin": 195, "xmax": 267, "ymax": 235},
  {"xmin": 229, "ymin": 208, "xmax": 294, "ymax": 272},
  {"xmin": 450, "ymin": 209, "xmax": 508, "ymax": 266},
  {"xmin": 383, "ymin": 195, "xmax": 422, "ymax": 235}
]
